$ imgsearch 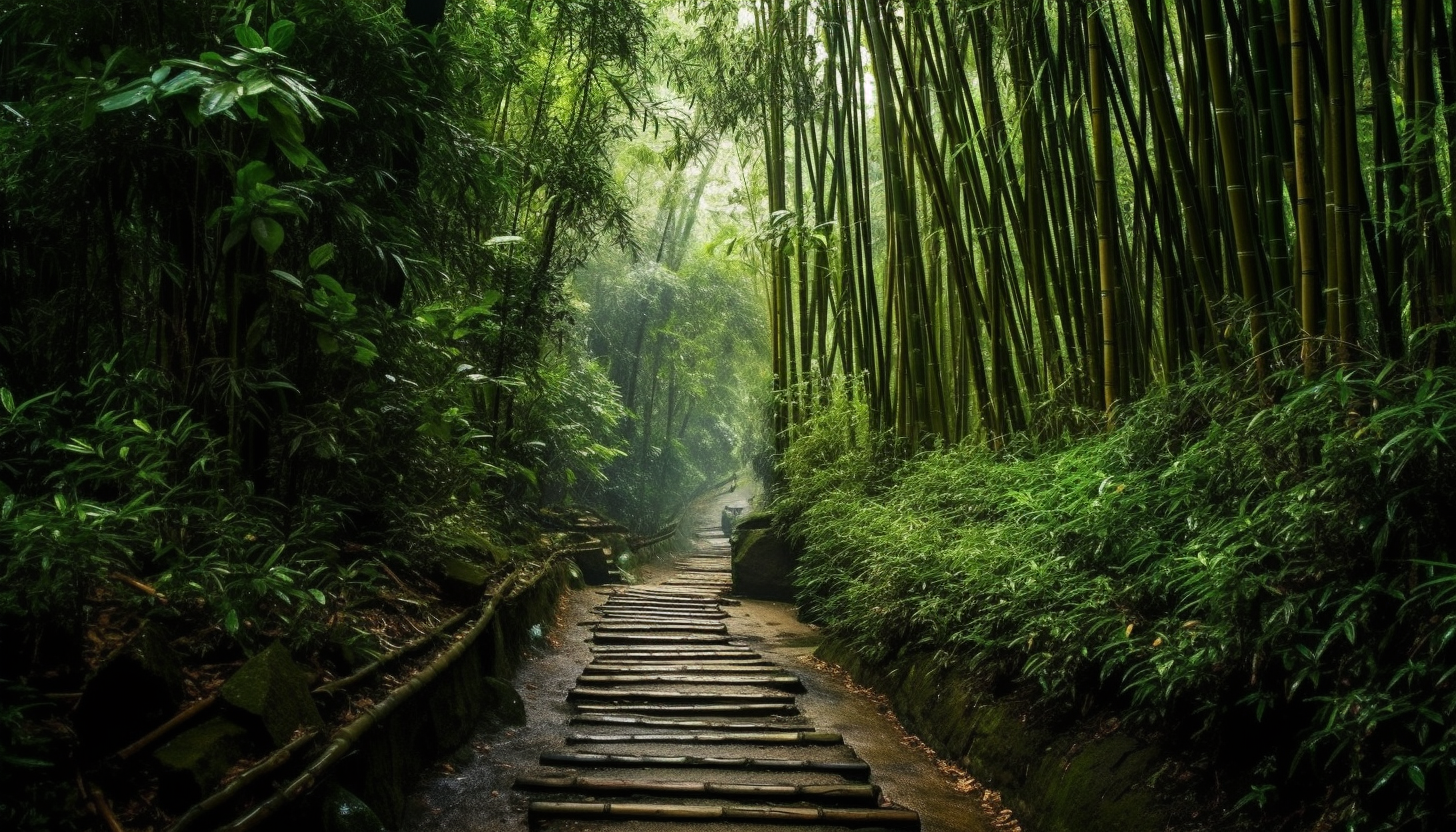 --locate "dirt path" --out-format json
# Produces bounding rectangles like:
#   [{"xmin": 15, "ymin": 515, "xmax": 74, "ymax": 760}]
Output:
[{"xmin": 401, "ymin": 486, "xmax": 1009, "ymax": 832}]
